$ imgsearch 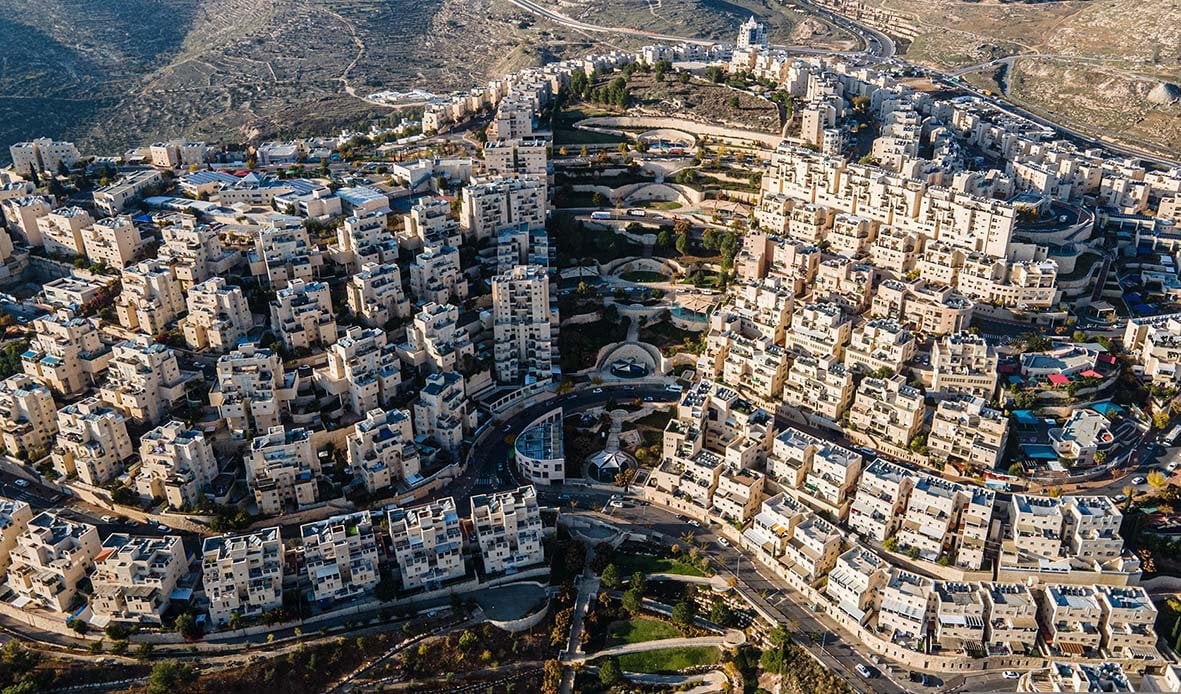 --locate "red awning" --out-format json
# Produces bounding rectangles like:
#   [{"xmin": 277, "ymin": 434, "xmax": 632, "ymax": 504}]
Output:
[{"xmin": 1048, "ymin": 374, "xmax": 1070, "ymax": 386}]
